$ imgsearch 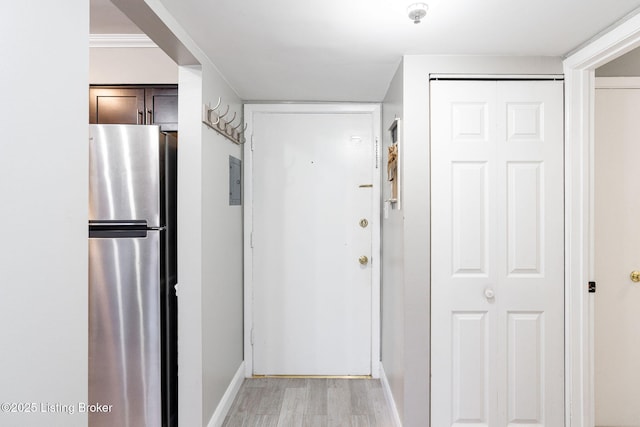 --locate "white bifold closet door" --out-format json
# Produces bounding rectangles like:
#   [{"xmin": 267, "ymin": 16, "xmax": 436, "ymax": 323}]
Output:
[{"xmin": 430, "ymin": 80, "xmax": 564, "ymax": 427}]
